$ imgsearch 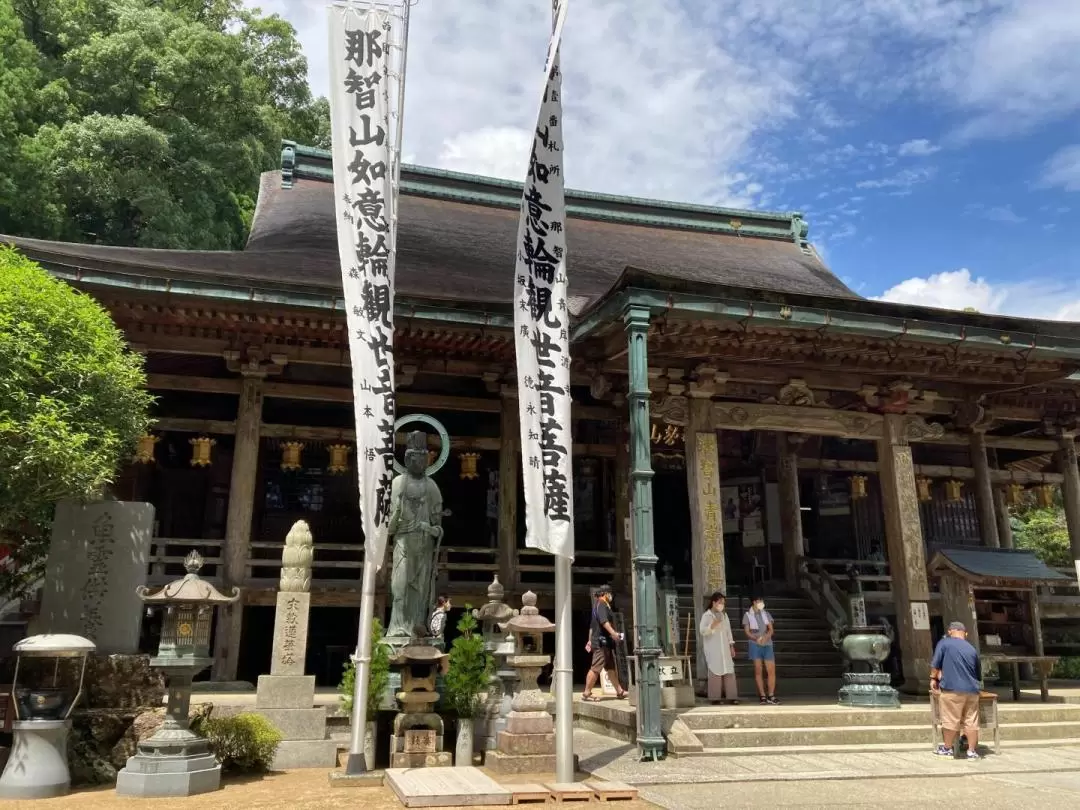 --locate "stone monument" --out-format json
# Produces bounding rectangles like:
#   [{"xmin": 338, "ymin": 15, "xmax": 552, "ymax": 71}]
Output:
[
  {"xmin": 386, "ymin": 431, "xmax": 444, "ymax": 648},
  {"xmin": 254, "ymin": 521, "xmax": 337, "ymax": 768},
  {"xmin": 472, "ymin": 576, "xmax": 517, "ymax": 753},
  {"xmin": 486, "ymin": 592, "xmax": 570, "ymax": 774},
  {"xmin": 388, "ymin": 646, "xmax": 451, "ymax": 768},
  {"xmin": 39, "ymin": 500, "xmax": 154, "ymax": 654}
]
